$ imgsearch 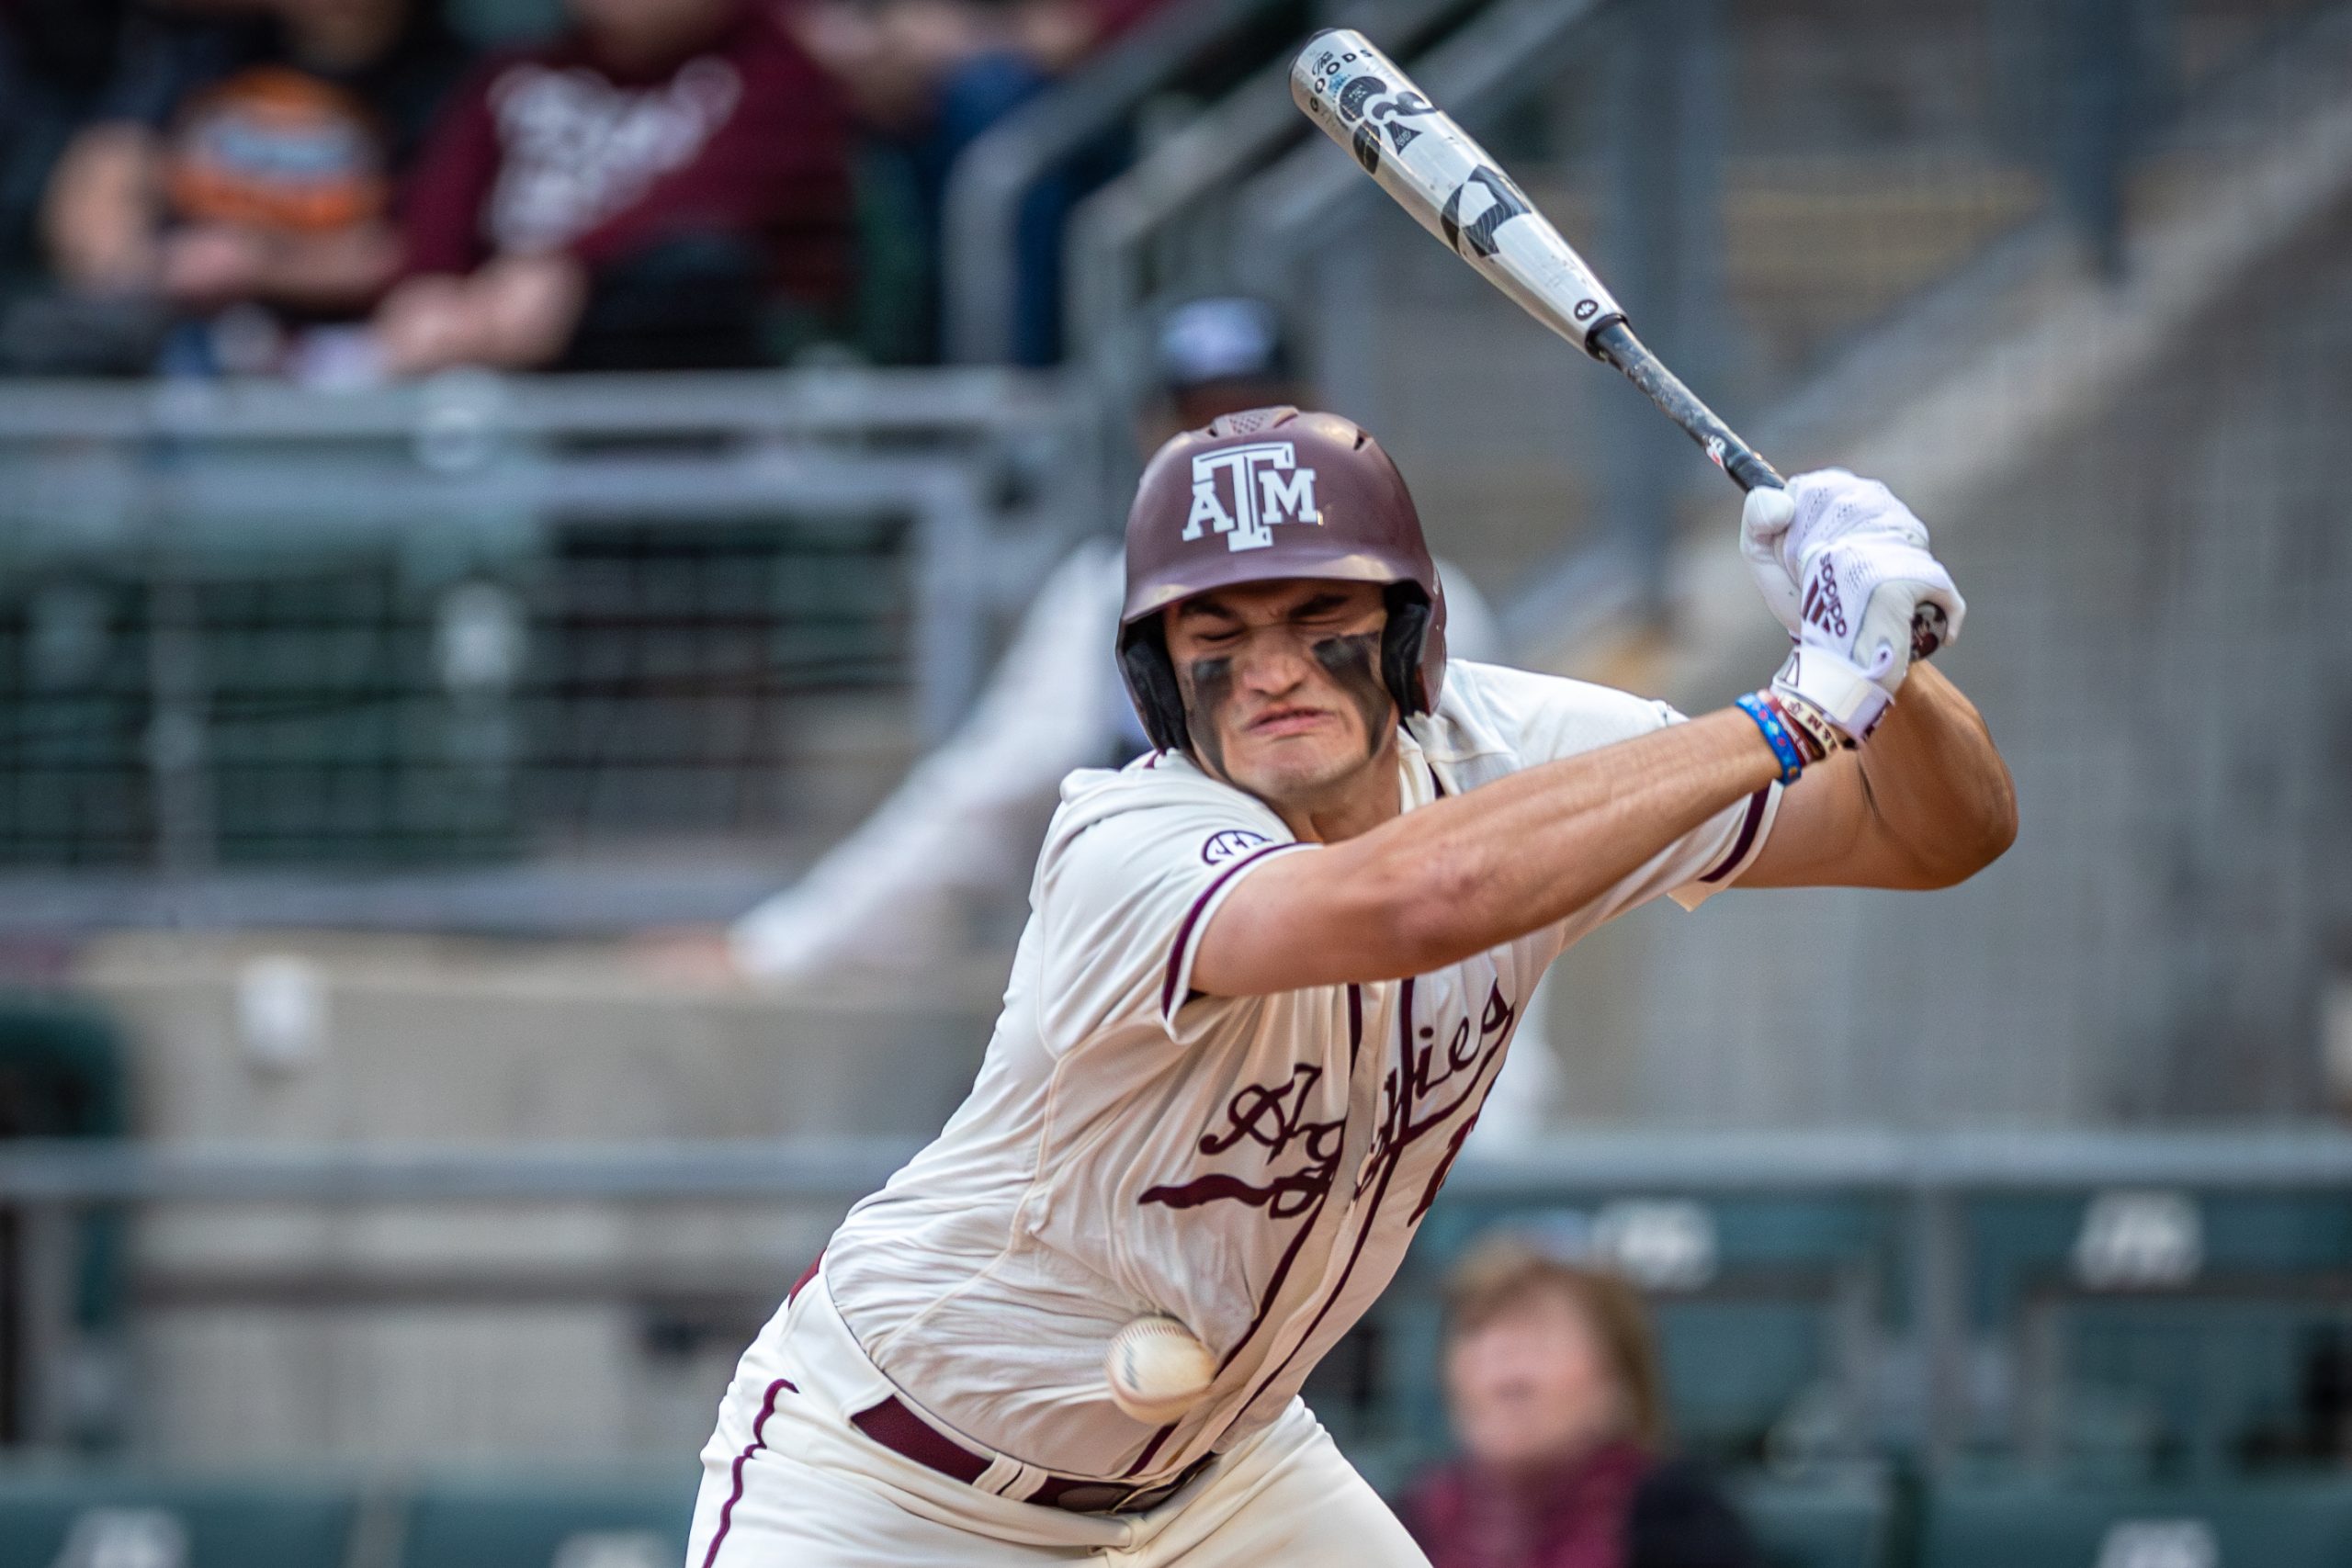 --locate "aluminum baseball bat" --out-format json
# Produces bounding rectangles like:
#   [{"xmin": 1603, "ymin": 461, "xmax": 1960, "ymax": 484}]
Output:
[{"xmin": 1290, "ymin": 29, "xmax": 1783, "ymax": 499}]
